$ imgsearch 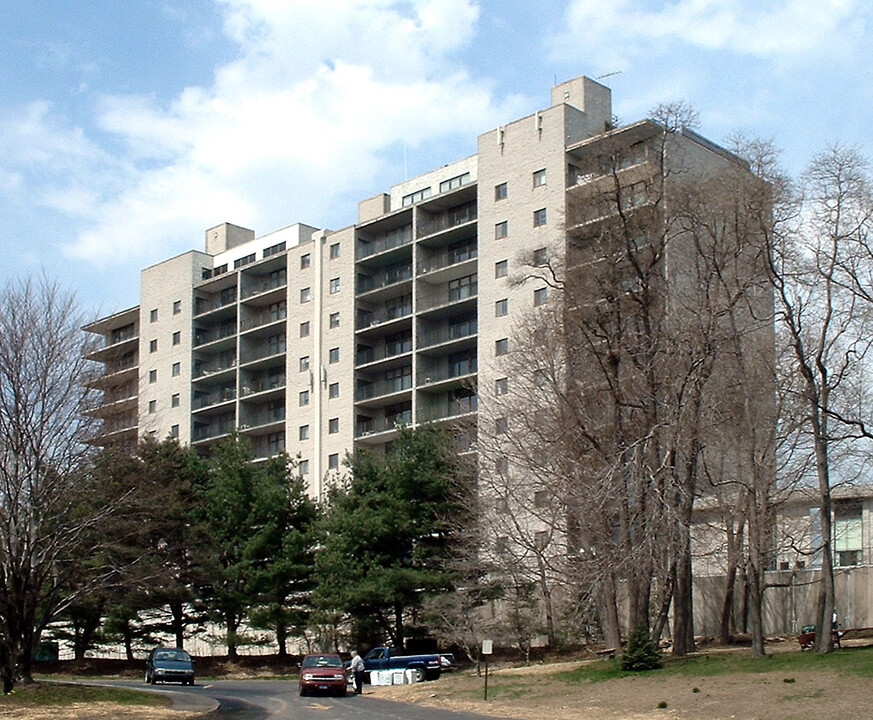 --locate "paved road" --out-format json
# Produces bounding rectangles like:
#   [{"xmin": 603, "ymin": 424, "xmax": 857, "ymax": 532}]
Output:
[{"xmin": 113, "ymin": 679, "xmax": 497, "ymax": 720}]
